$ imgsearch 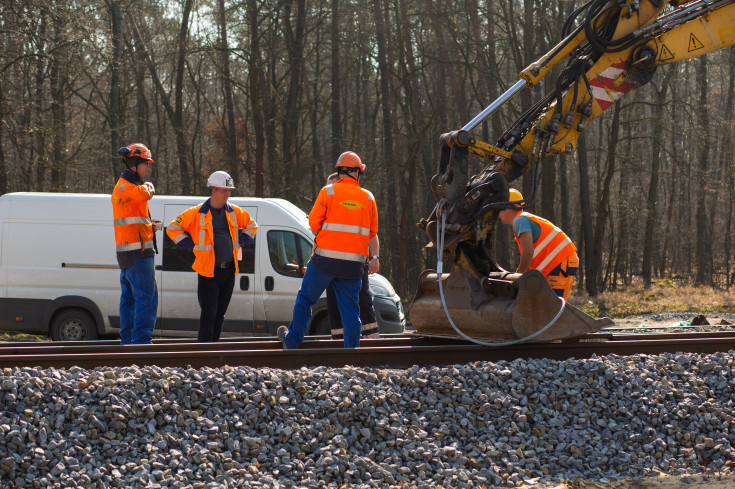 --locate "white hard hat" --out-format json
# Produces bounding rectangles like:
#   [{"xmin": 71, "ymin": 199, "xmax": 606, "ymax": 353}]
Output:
[{"xmin": 207, "ymin": 171, "xmax": 235, "ymax": 189}]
